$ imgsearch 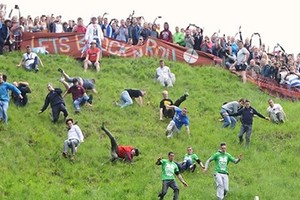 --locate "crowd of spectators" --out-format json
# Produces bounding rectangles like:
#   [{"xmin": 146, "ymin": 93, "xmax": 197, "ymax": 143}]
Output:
[{"xmin": 1, "ymin": 4, "xmax": 300, "ymax": 89}]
